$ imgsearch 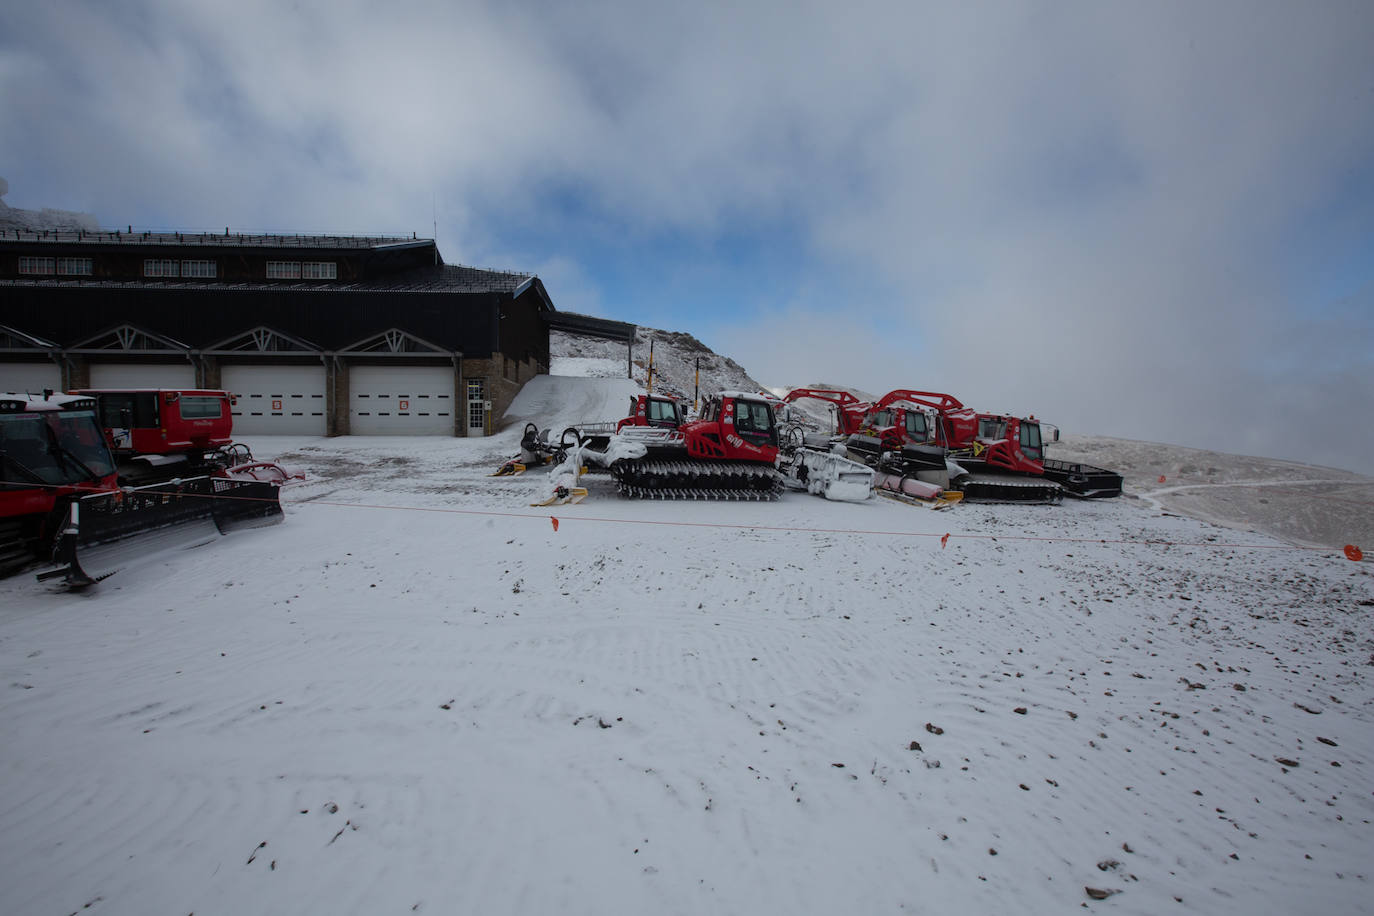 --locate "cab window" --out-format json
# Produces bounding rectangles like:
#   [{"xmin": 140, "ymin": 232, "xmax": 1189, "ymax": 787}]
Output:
[
  {"xmin": 98, "ymin": 393, "xmax": 159, "ymax": 429},
  {"xmin": 647, "ymin": 399, "xmax": 678, "ymax": 425},
  {"xmin": 732, "ymin": 400, "xmax": 777, "ymax": 446},
  {"xmin": 1019, "ymin": 422, "xmax": 1042, "ymax": 460},
  {"xmin": 977, "ymin": 418, "xmax": 1007, "ymax": 440},
  {"xmin": 180, "ymin": 396, "xmax": 223, "ymax": 420},
  {"xmin": 905, "ymin": 412, "xmax": 928, "ymax": 440}
]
